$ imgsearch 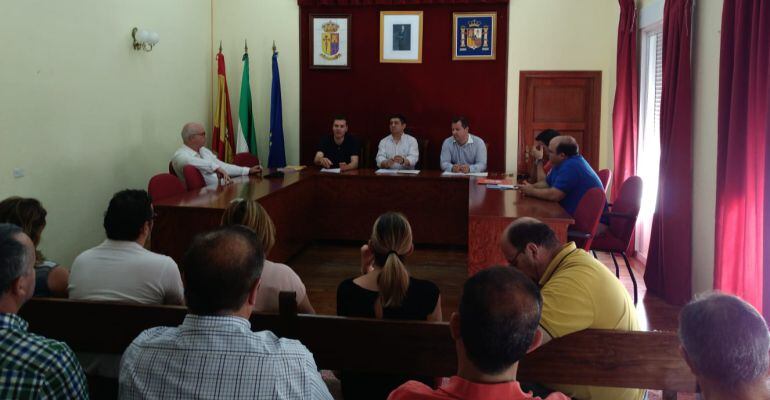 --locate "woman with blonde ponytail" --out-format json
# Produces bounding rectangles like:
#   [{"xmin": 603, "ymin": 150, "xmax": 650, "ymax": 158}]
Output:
[{"xmin": 336, "ymin": 212, "xmax": 441, "ymax": 400}]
